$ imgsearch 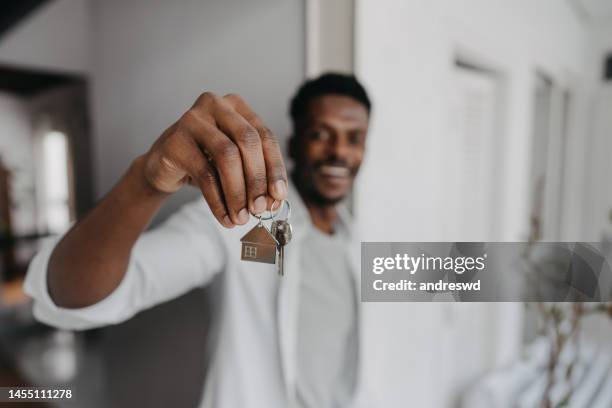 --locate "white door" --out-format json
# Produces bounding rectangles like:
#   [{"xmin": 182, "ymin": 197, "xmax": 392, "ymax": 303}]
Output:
[{"xmin": 446, "ymin": 65, "xmax": 501, "ymax": 241}]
